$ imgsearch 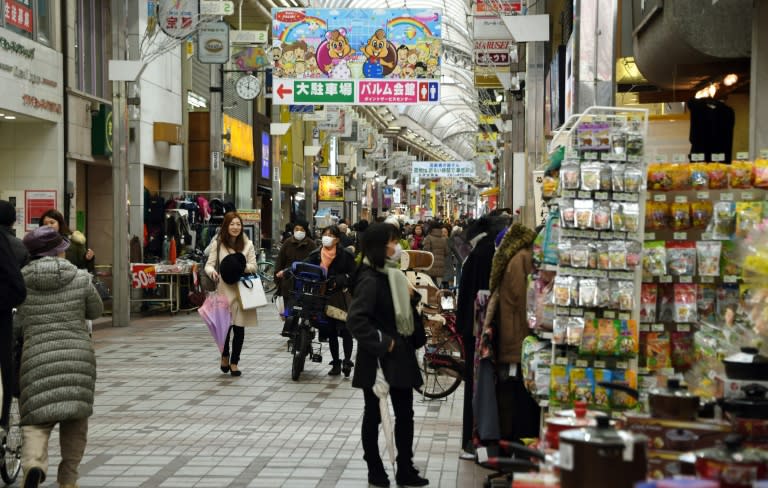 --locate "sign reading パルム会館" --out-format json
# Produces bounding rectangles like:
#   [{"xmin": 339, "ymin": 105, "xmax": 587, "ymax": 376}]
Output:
[
  {"xmin": 271, "ymin": 8, "xmax": 442, "ymax": 105},
  {"xmin": 411, "ymin": 161, "xmax": 476, "ymax": 178}
]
